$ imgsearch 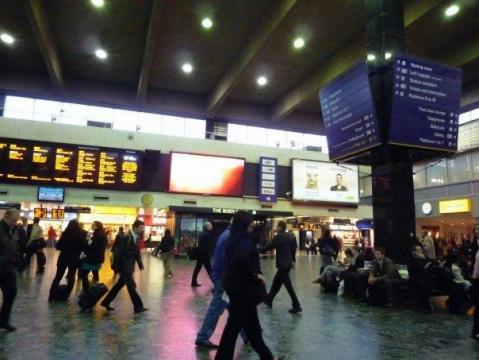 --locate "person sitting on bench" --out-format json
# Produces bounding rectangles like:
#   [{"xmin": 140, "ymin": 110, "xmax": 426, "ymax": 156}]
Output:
[{"xmin": 368, "ymin": 247, "xmax": 402, "ymax": 307}]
